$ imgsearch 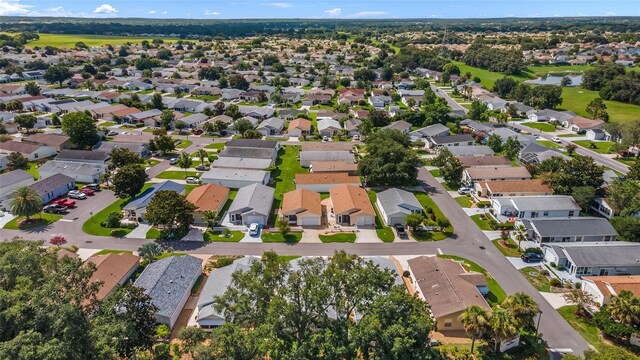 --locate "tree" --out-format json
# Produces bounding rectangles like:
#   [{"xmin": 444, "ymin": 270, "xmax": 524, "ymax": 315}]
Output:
[
  {"xmin": 565, "ymin": 143, "xmax": 578, "ymax": 155},
  {"xmin": 514, "ymin": 224, "xmax": 526, "ymax": 251},
  {"xmin": 225, "ymin": 104, "xmax": 241, "ymax": 119},
  {"xmin": 151, "ymin": 134, "xmax": 176, "ymax": 155},
  {"xmin": 177, "ymin": 327, "xmax": 208, "ymax": 357},
  {"xmin": 228, "ymin": 75, "xmax": 249, "ymax": 90},
  {"xmin": 437, "ymin": 218, "xmax": 450, "ymax": 232},
  {"xmin": 369, "ymin": 109, "xmax": 390, "ymax": 127},
  {"xmin": 502, "ymin": 292, "xmax": 538, "ymax": 330},
  {"xmin": 9, "ymin": 186, "xmax": 42, "ymax": 222},
  {"xmin": 468, "ymin": 101, "xmax": 488, "ymax": 120},
  {"xmin": 112, "ymin": 164, "xmax": 147, "ymax": 199},
  {"xmin": 202, "ymin": 210, "xmax": 217, "ymax": 228},
  {"xmin": 611, "ymin": 216, "xmax": 640, "ymax": 242},
  {"xmin": 212, "ymin": 120, "xmax": 228, "ymax": 134},
  {"xmin": 49, "ymin": 235, "xmax": 67, "ymax": 246},
  {"xmin": 44, "ymin": 65, "xmax": 72, "ymax": 86},
  {"xmin": 6, "ymin": 151, "xmax": 28, "ymax": 170},
  {"xmin": 503, "ymin": 137, "xmax": 521, "ymax": 160},
  {"xmin": 563, "ymin": 290, "xmax": 598, "ymax": 316},
  {"xmin": 151, "ymin": 93, "xmax": 164, "ymax": 110},
  {"xmin": 440, "ymin": 156, "xmax": 464, "ymax": 187},
  {"xmin": 628, "ymin": 161, "xmax": 640, "ymax": 181},
  {"xmin": 571, "ymin": 186, "xmax": 597, "ymax": 211},
  {"xmin": 13, "ymin": 114, "xmax": 37, "ymax": 133},
  {"xmin": 543, "ymin": 156, "xmax": 604, "ymax": 195},
  {"xmin": 489, "ymin": 307, "xmax": 518, "ymax": 352},
  {"xmin": 487, "ymin": 133, "xmax": 503, "ymax": 153},
  {"xmin": 196, "ymin": 149, "xmax": 208, "ymax": 165},
  {"xmin": 61, "ymin": 112, "xmax": 100, "ymax": 149},
  {"xmin": 605, "ymin": 179, "xmax": 640, "ymax": 216},
  {"xmin": 586, "ymin": 98, "xmax": 609, "ymax": 122},
  {"xmin": 561, "ymin": 76, "xmax": 572, "ymax": 87},
  {"xmin": 493, "ymin": 77, "xmax": 518, "ymax": 98},
  {"xmin": 138, "ymin": 242, "xmax": 164, "ymax": 262},
  {"xmin": 159, "ymin": 109, "xmax": 174, "ymax": 130},
  {"xmin": 405, "ymin": 213, "xmax": 424, "ymax": 230},
  {"xmin": 24, "ymin": 82, "xmax": 40, "ymax": 96},
  {"xmin": 276, "ymin": 217, "xmax": 291, "ymax": 236},
  {"xmin": 174, "ymin": 120, "xmax": 187, "ymax": 133},
  {"xmin": 608, "ymin": 290, "xmax": 640, "ymax": 327},
  {"xmin": 358, "ymin": 130, "xmax": 419, "ymax": 186},
  {"xmin": 232, "ymin": 118, "xmax": 255, "ymax": 136},
  {"xmin": 459, "ymin": 305, "xmax": 491, "ymax": 353},
  {"xmin": 145, "ymin": 190, "xmax": 196, "ymax": 233},
  {"xmin": 177, "ymin": 151, "xmax": 193, "ymax": 176},
  {"xmin": 51, "ymin": 113, "xmax": 61, "ymax": 126},
  {"xmin": 109, "ymin": 148, "xmax": 141, "ymax": 168}
]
